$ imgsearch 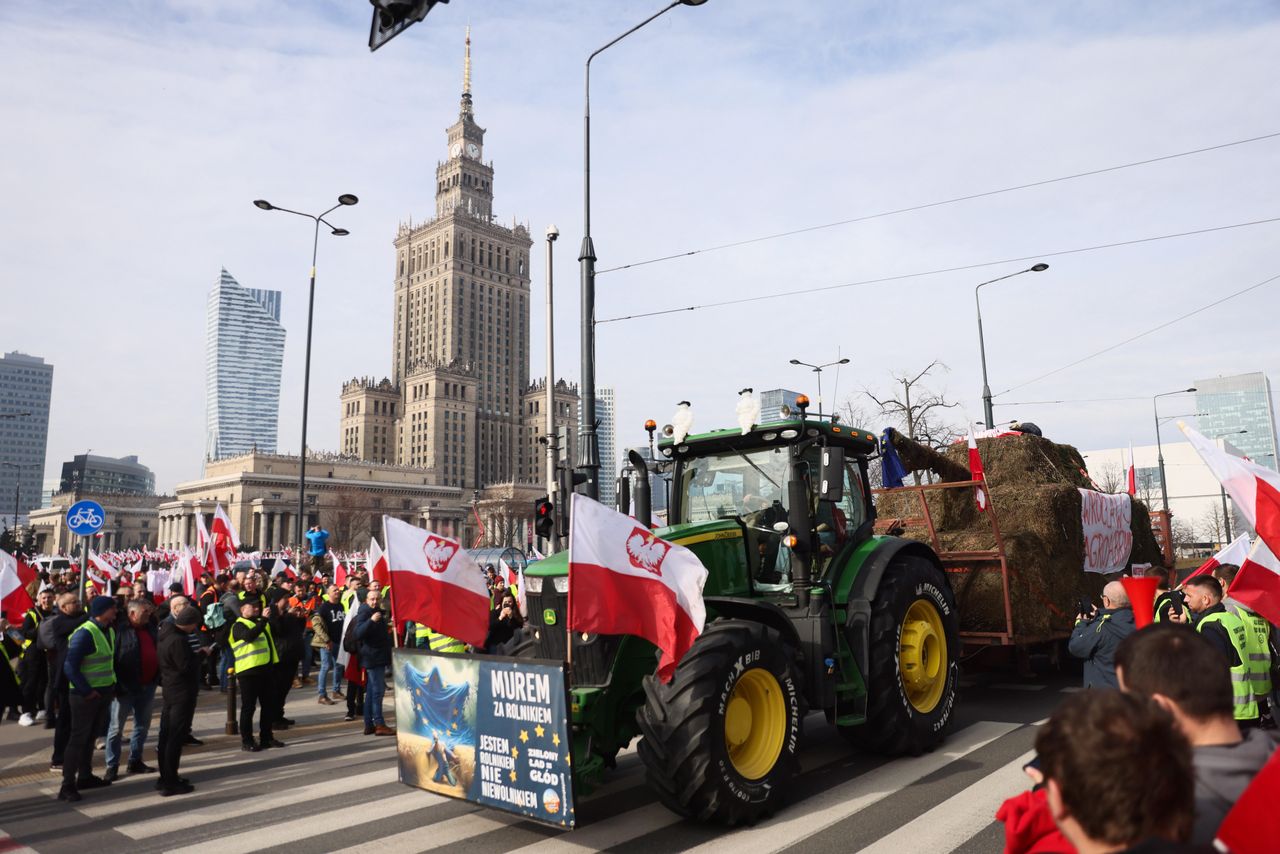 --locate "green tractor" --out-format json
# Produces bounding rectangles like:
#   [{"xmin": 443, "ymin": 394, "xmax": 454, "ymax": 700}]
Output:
[{"xmin": 521, "ymin": 410, "xmax": 960, "ymax": 825}]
